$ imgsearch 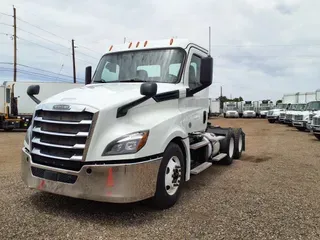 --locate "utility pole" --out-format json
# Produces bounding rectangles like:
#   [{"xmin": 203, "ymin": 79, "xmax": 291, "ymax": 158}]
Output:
[
  {"xmin": 71, "ymin": 39, "xmax": 76, "ymax": 83},
  {"xmin": 220, "ymin": 86, "xmax": 222, "ymax": 98},
  {"xmin": 13, "ymin": 6, "xmax": 17, "ymax": 82}
]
